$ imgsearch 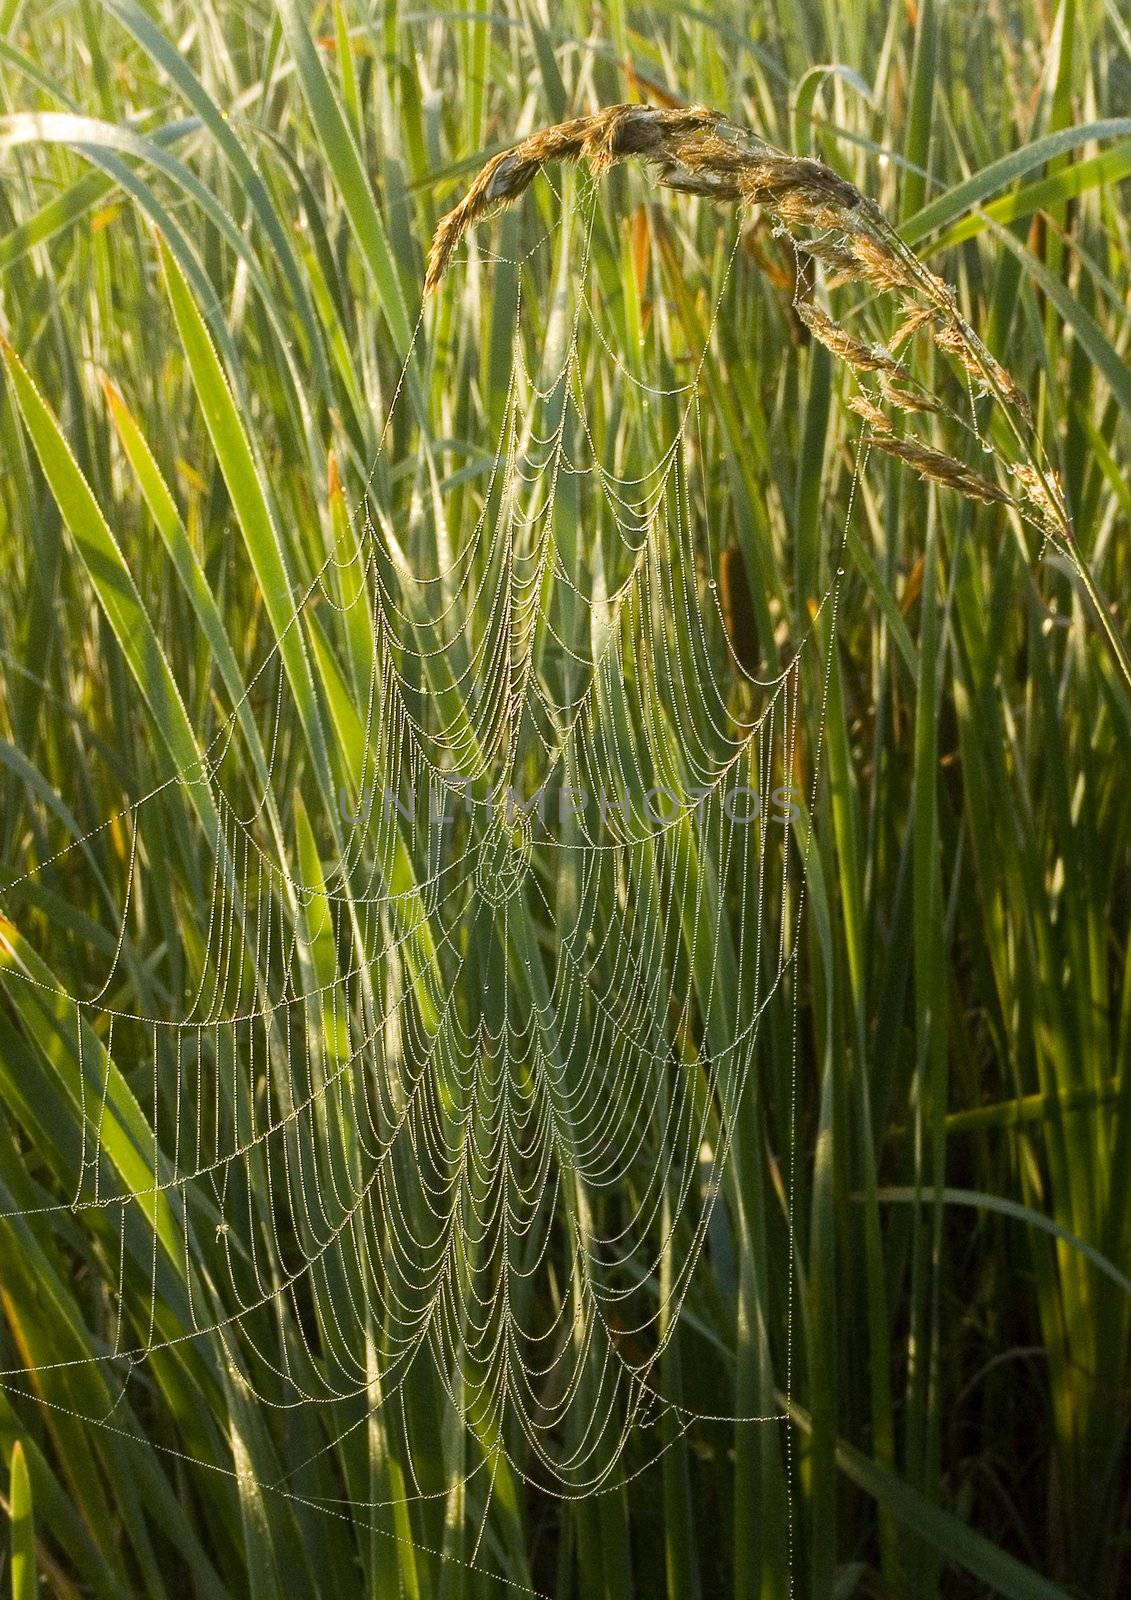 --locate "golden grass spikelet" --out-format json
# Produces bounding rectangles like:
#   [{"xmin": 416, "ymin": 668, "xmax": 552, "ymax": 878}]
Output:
[
  {"xmin": 588, "ymin": 103, "xmax": 719, "ymax": 169},
  {"xmin": 918, "ymin": 265, "xmax": 961, "ymax": 314},
  {"xmin": 891, "ymin": 306, "xmax": 937, "ymax": 347},
  {"xmin": 793, "ymin": 237, "xmax": 860, "ymax": 279},
  {"xmin": 847, "ymin": 232, "xmax": 918, "ymax": 293},
  {"xmin": 795, "ymin": 302, "xmax": 900, "ymax": 373},
  {"xmin": 657, "ymin": 130, "xmax": 746, "ymax": 198},
  {"xmin": 847, "ymin": 394, "xmax": 893, "ymax": 431},
  {"xmin": 870, "ymin": 433, "xmax": 1012, "ymax": 504},
  {"xmin": 878, "ymin": 373, "xmax": 941, "ymax": 412},
  {"xmin": 1012, "ymin": 462, "xmax": 1069, "ymax": 534},
  {"xmin": 933, "ymin": 323, "xmax": 1034, "ymax": 425},
  {"xmin": 733, "ymin": 155, "xmax": 862, "ymax": 214}
]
